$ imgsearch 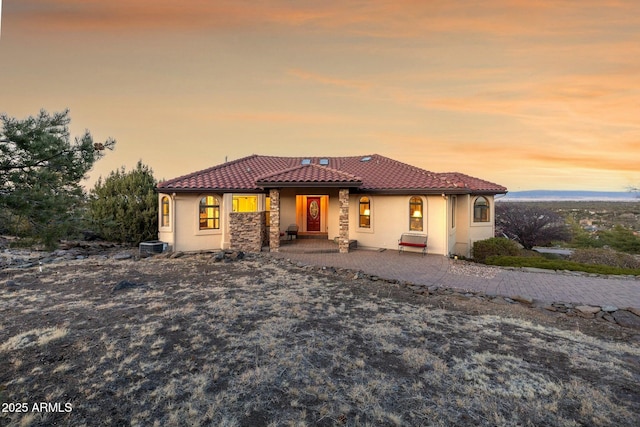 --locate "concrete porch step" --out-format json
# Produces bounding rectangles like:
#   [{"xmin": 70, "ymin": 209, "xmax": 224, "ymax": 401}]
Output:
[
  {"xmin": 276, "ymin": 238, "xmax": 357, "ymax": 253},
  {"xmin": 297, "ymin": 233, "xmax": 329, "ymax": 239}
]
